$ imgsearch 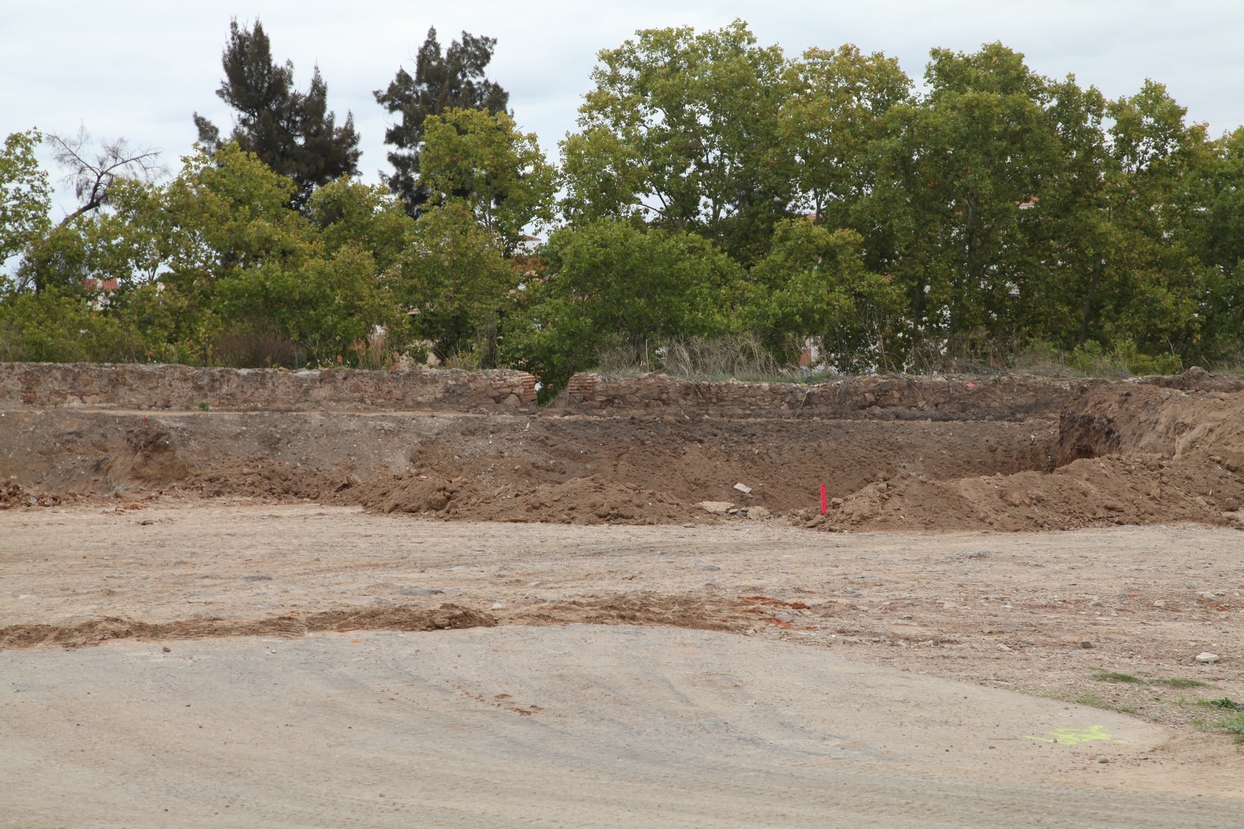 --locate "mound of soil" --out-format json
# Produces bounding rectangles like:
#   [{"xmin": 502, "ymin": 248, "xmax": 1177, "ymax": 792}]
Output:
[
  {"xmin": 809, "ymin": 454, "xmax": 1244, "ymax": 532},
  {"xmin": 0, "ymin": 603, "xmax": 495, "ymax": 650},
  {"xmin": 482, "ymin": 476, "xmax": 694, "ymax": 525},
  {"xmin": 501, "ymin": 595, "xmax": 743, "ymax": 631},
  {"xmin": 171, "ymin": 457, "xmax": 351, "ymax": 501}
]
